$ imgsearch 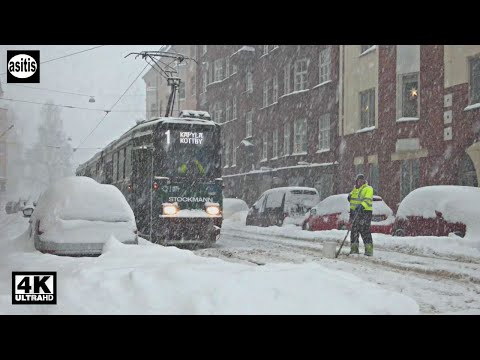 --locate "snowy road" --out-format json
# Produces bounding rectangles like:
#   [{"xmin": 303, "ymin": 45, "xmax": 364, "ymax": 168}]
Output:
[
  {"xmin": 1, "ymin": 197, "xmax": 479, "ymax": 314},
  {"xmin": 195, "ymin": 222, "xmax": 480, "ymax": 314}
]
